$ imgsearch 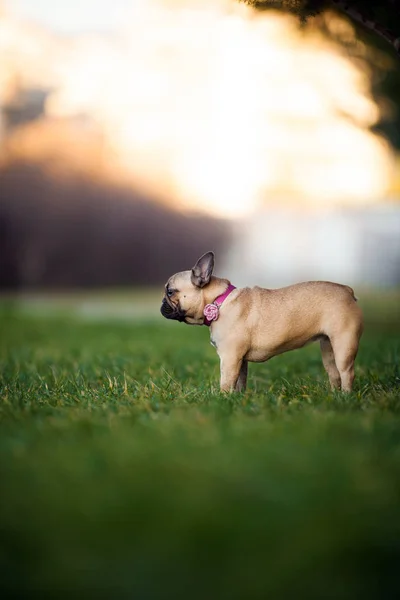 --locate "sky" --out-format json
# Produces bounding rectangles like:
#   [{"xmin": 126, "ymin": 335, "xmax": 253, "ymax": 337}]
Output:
[
  {"xmin": 1, "ymin": 0, "xmax": 394, "ymax": 218},
  {"xmin": 4, "ymin": 0, "xmax": 133, "ymax": 34}
]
